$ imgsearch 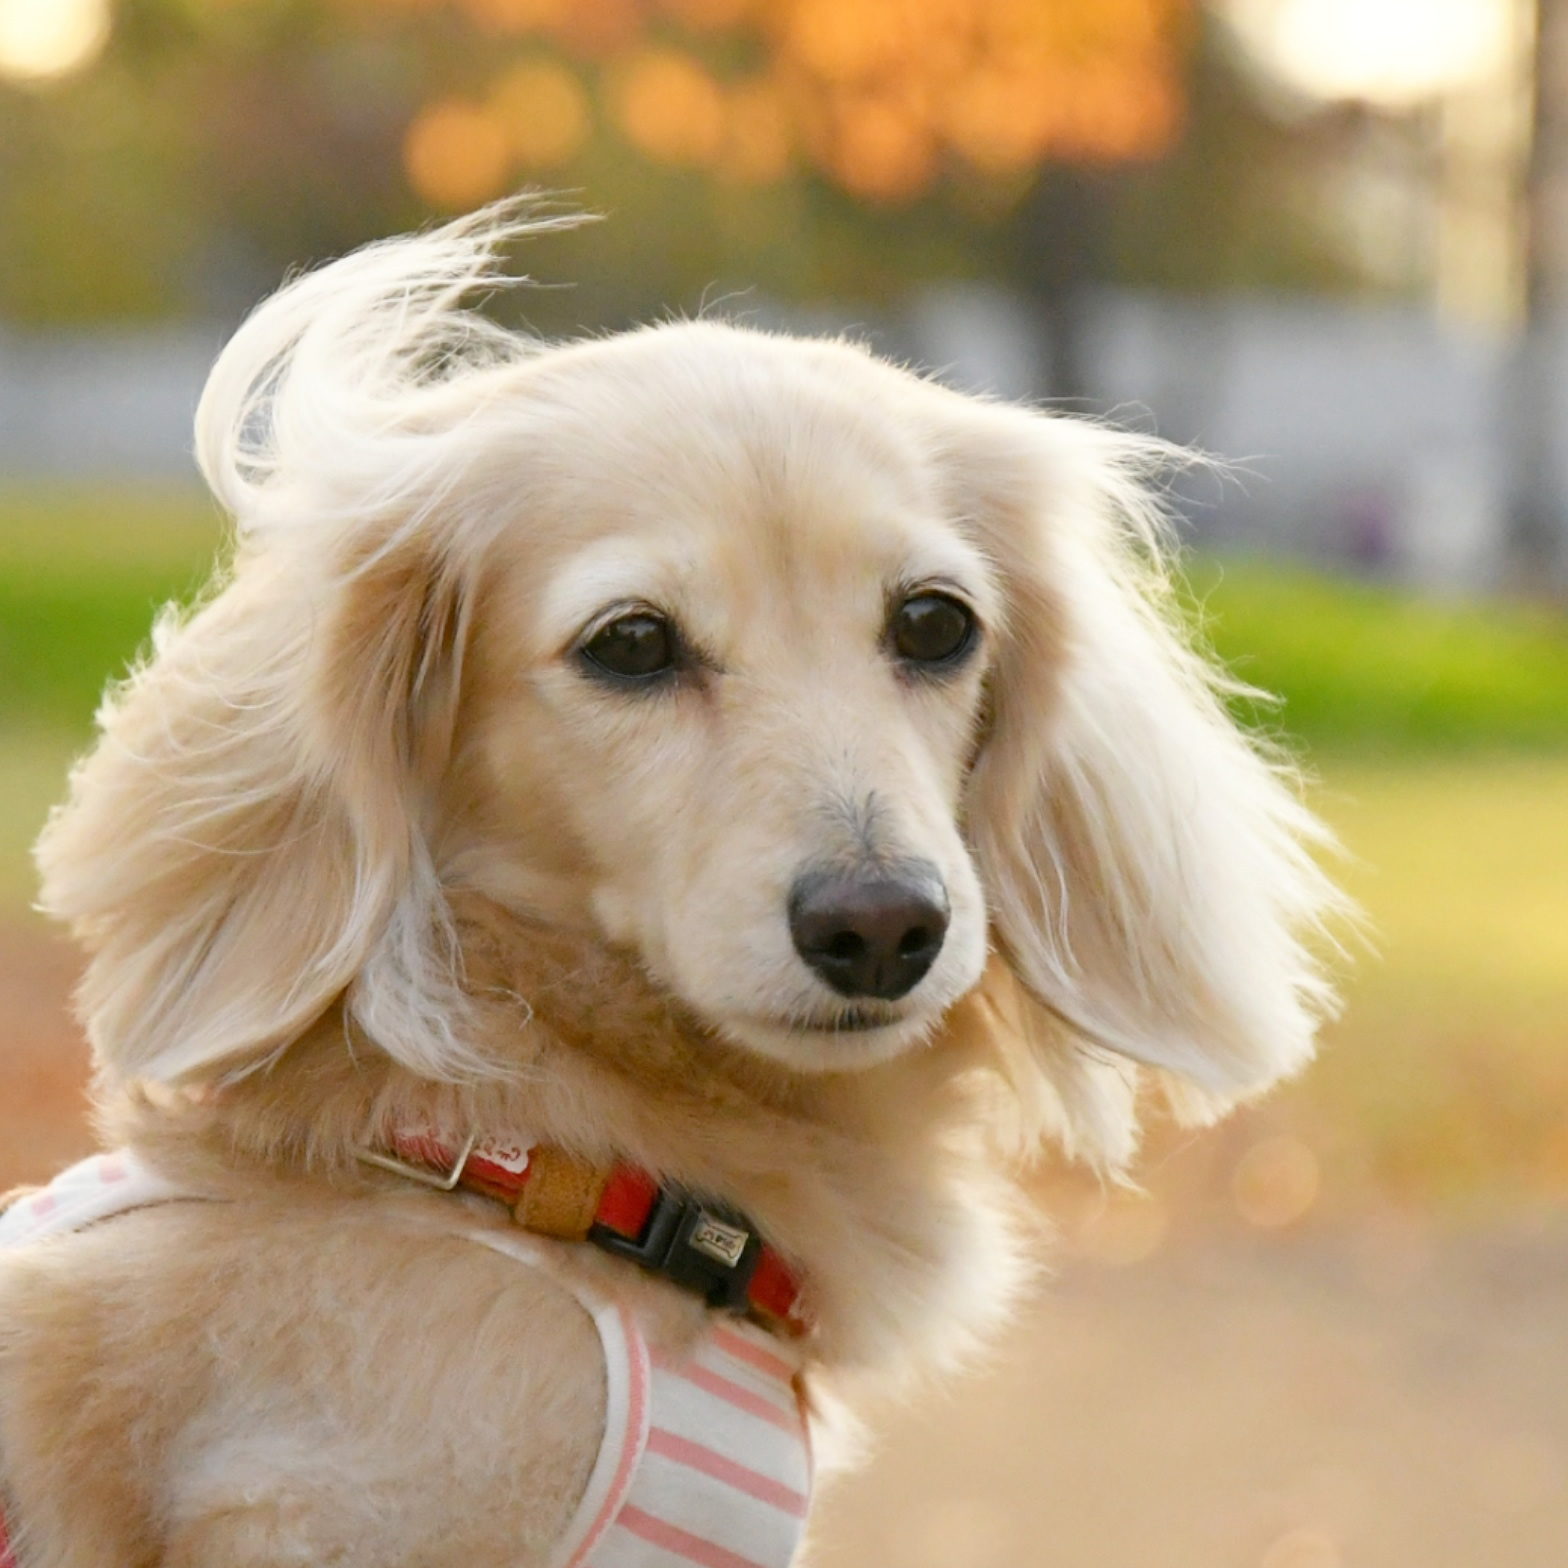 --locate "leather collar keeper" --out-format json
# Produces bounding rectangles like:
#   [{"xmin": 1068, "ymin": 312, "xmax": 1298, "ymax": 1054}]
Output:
[{"xmin": 357, "ymin": 1129, "xmax": 809, "ymax": 1338}]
